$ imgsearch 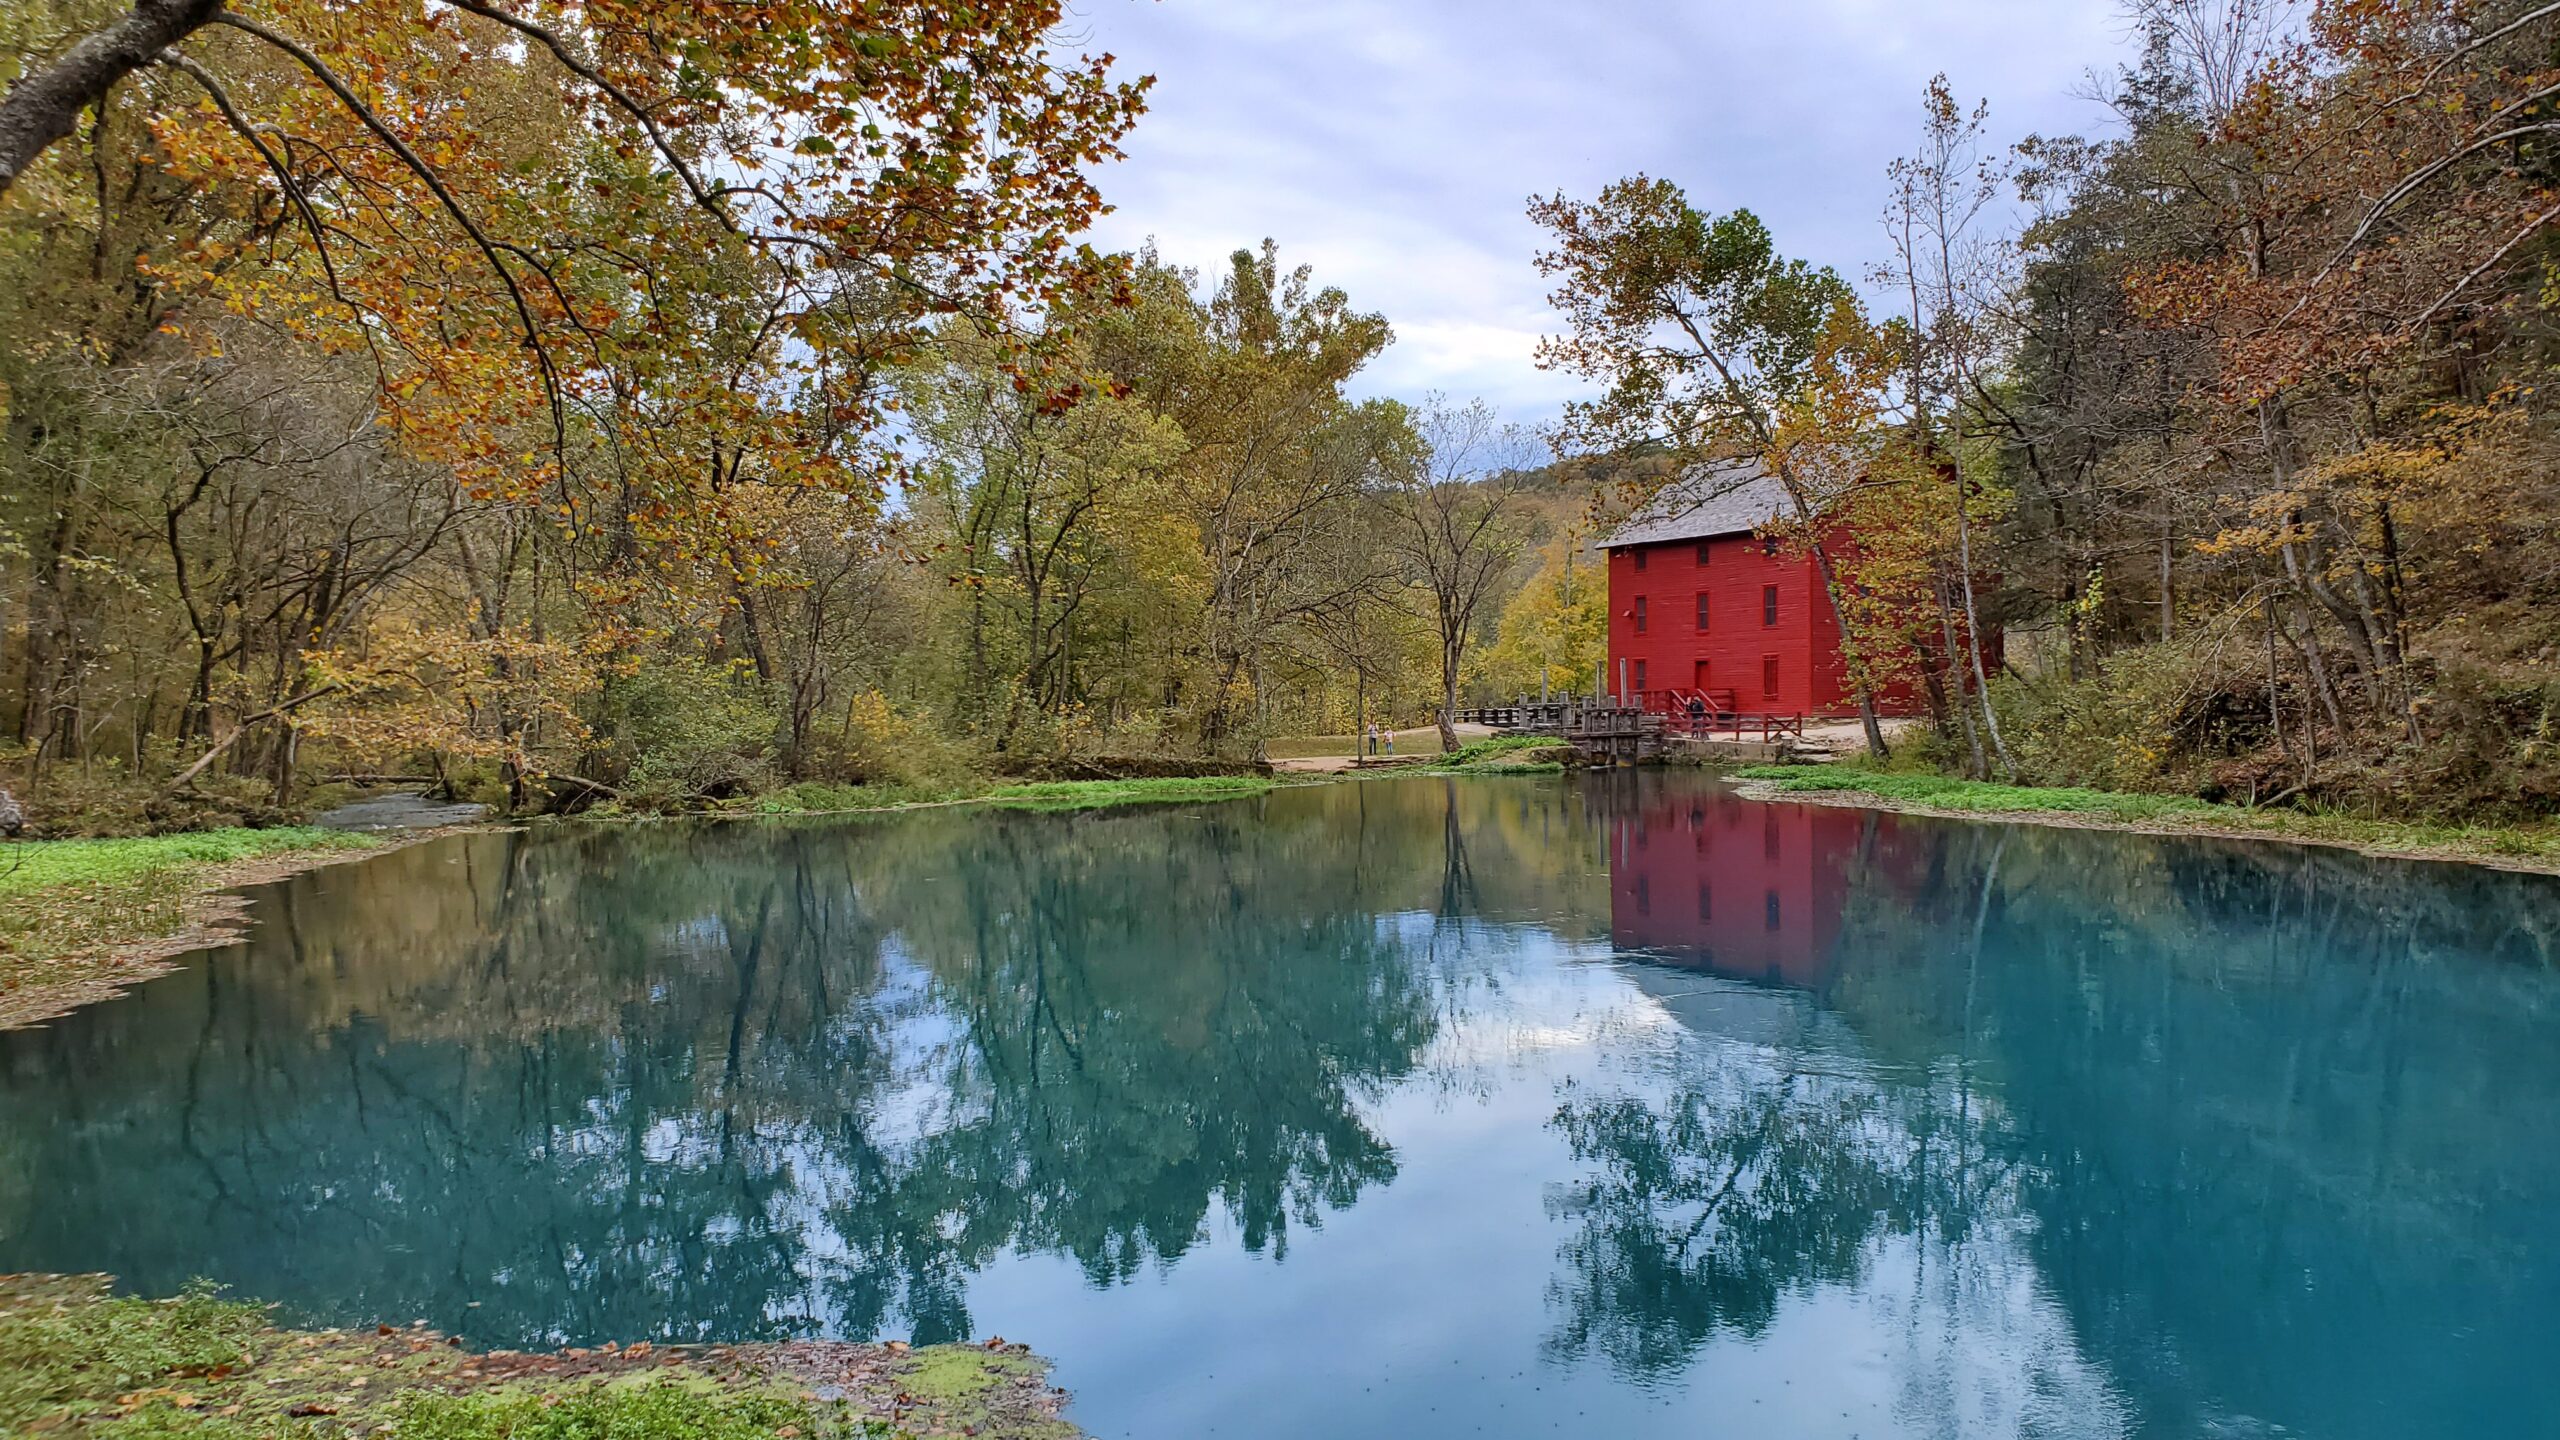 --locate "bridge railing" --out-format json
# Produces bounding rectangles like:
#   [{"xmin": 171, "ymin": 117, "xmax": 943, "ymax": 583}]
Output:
[{"xmin": 1461, "ymin": 695, "xmax": 1805, "ymax": 744}]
